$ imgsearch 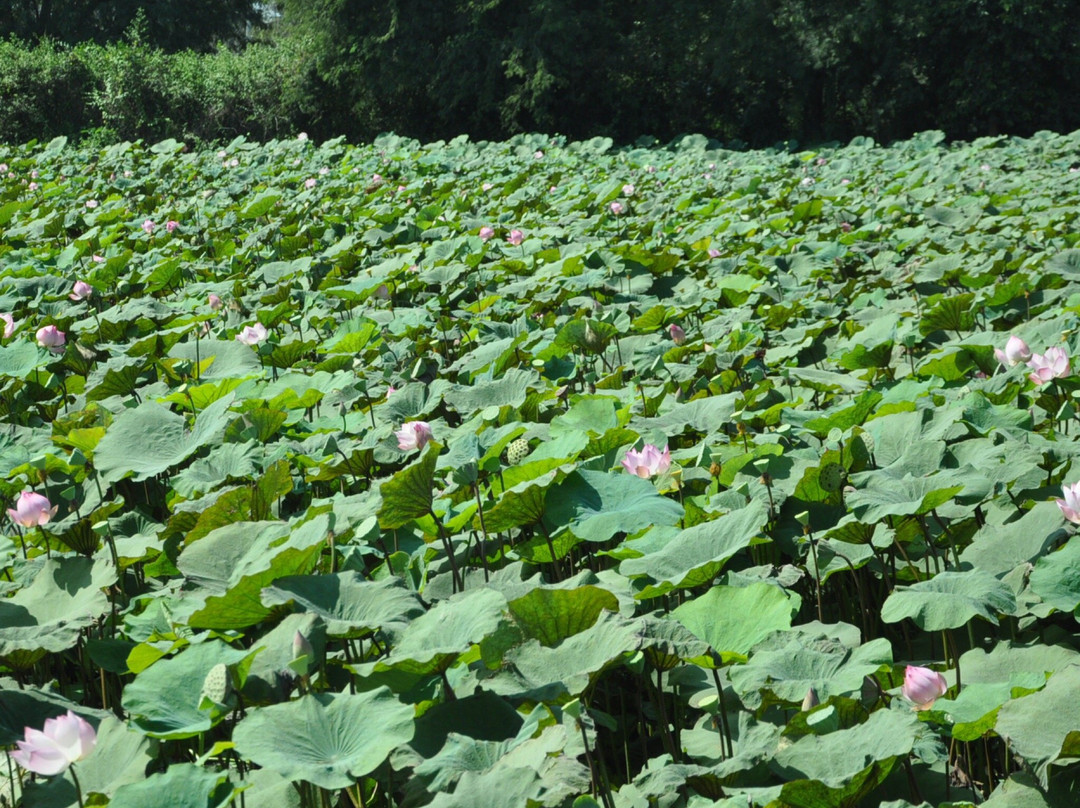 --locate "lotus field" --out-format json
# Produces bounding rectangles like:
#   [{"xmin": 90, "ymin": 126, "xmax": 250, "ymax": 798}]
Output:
[{"xmin": 4, "ymin": 128, "xmax": 1080, "ymax": 808}]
